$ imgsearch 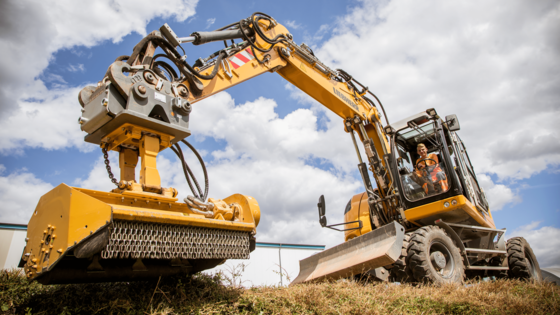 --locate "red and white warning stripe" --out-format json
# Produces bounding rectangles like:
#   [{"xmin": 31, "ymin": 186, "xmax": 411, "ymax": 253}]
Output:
[{"xmin": 228, "ymin": 48, "xmax": 255, "ymax": 69}]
